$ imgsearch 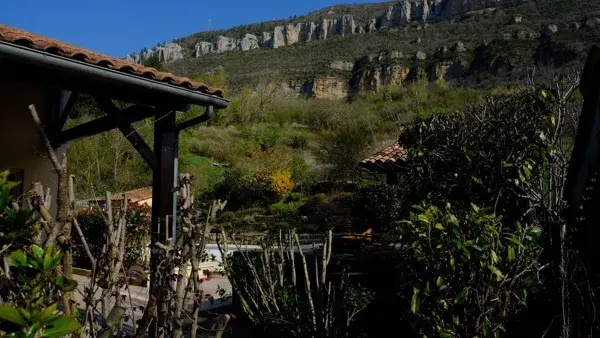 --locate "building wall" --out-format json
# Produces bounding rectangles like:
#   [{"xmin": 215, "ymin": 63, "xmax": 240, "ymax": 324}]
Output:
[{"xmin": 0, "ymin": 78, "xmax": 65, "ymax": 215}]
